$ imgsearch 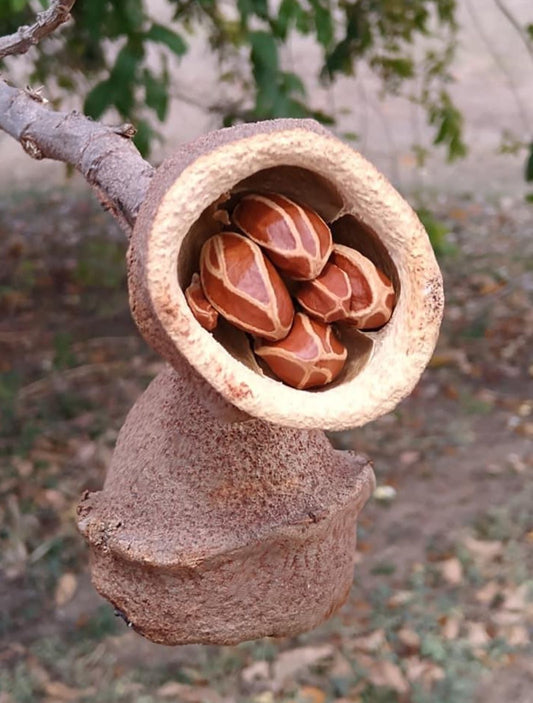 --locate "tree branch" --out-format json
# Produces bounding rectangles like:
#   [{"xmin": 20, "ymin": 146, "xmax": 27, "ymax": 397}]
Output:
[
  {"xmin": 0, "ymin": 81, "xmax": 154, "ymax": 232},
  {"xmin": 0, "ymin": 0, "xmax": 75, "ymax": 60},
  {"xmin": 493, "ymin": 0, "xmax": 533, "ymax": 65}
]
